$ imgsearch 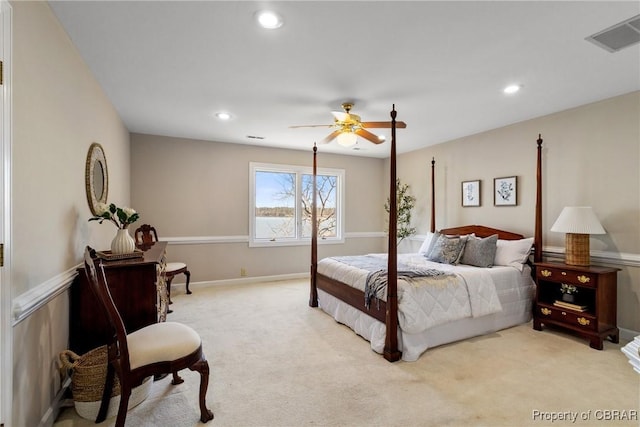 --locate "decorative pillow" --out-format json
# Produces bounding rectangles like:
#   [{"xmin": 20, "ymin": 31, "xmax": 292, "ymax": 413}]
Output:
[
  {"xmin": 418, "ymin": 231, "xmax": 436, "ymax": 255},
  {"xmin": 494, "ymin": 237, "xmax": 534, "ymax": 271},
  {"xmin": 427, "ymin": 234, "xmax": 468, "ymax": 264},
  {"xmin": 460, "ymin": 234, "xmax": 498, "ymax": 268}
]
